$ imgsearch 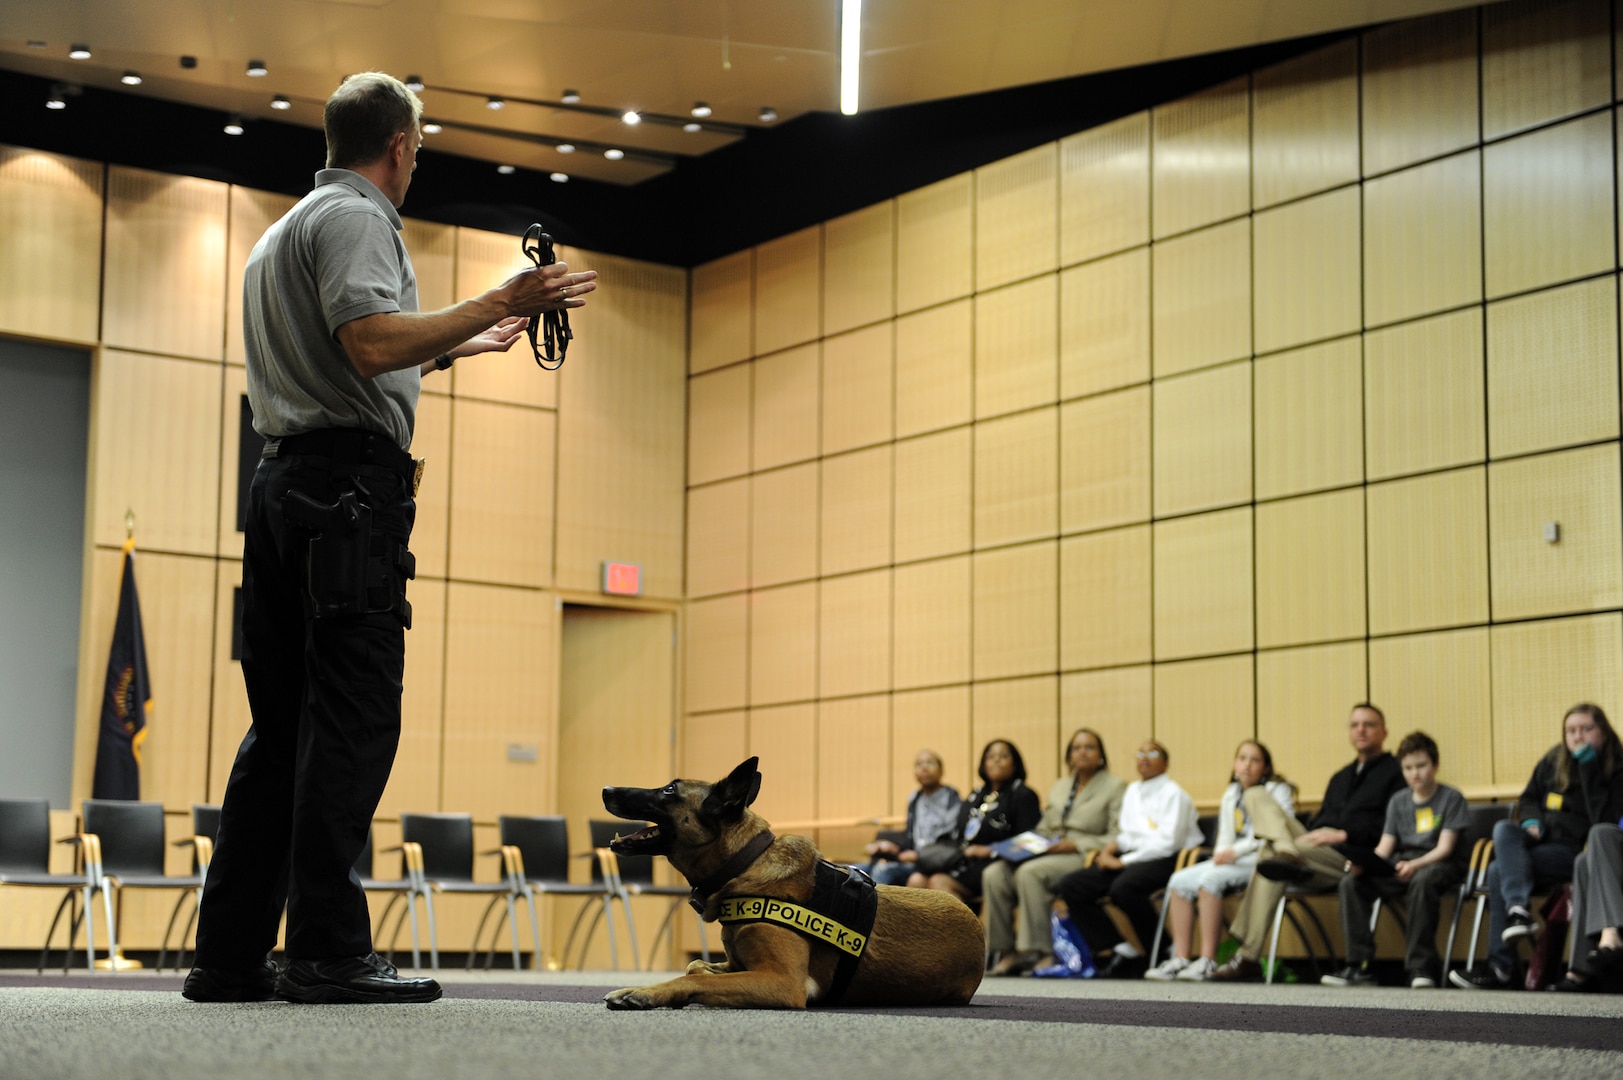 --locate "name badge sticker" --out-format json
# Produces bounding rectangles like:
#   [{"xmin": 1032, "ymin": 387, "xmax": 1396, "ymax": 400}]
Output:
[
  {"xmin": 1546, "ymin": 792, "xmax": 1564, "ymax": 811},
  {"xmin": 1415, "ymin": 807, "xmax": 1435, "ymax": 833}
]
